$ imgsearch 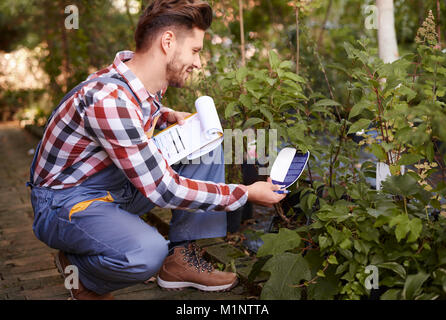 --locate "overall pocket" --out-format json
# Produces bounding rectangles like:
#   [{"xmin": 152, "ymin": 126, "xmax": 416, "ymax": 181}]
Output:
[{"xmin": 55, "ymin": 190, "xmax": 116, "ymax": 255}]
